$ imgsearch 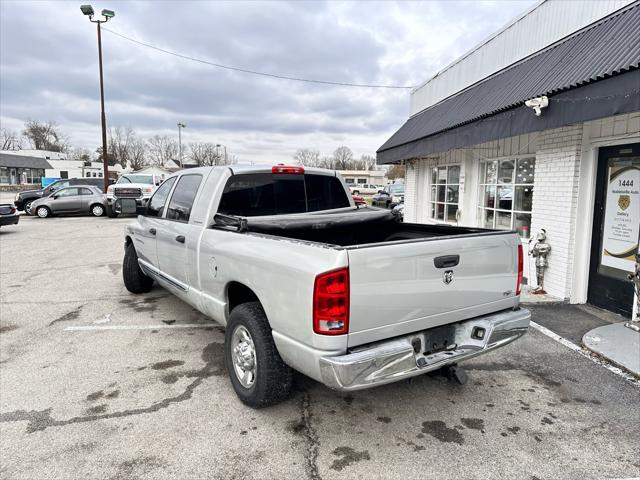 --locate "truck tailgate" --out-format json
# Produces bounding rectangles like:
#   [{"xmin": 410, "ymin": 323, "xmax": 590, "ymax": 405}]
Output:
[{"xmin": 346, "ymin": 232, "xmax": 520, "ymax": 347}]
